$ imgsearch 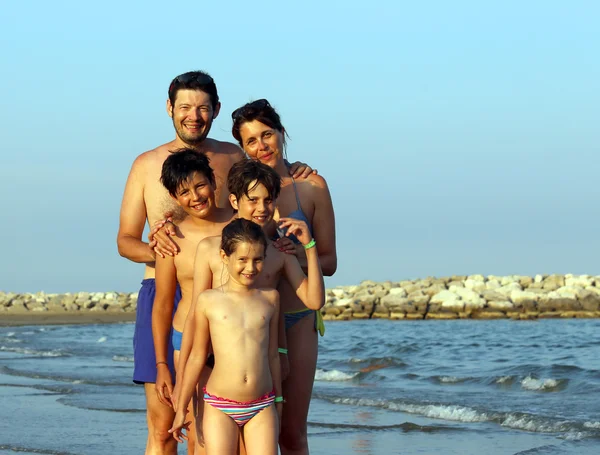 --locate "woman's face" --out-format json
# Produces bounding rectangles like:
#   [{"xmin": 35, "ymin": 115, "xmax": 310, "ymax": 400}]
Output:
[{"xmin": 238, "ymin": 120, "xmax": 285, "ymax": 168}]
